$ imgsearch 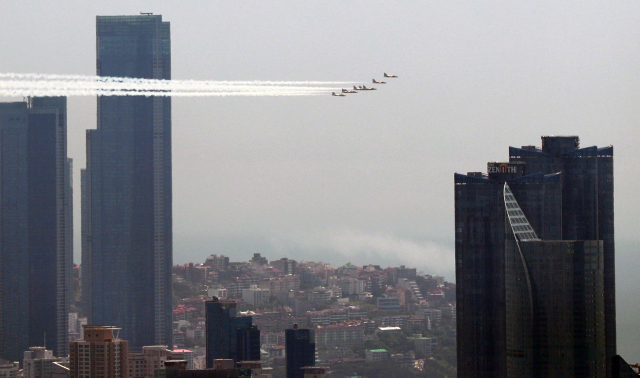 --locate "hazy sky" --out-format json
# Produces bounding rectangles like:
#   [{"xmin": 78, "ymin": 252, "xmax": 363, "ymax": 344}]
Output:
[{"xmin": 2, "ymin": 0, "xmax": 639, "ymax": 358}]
